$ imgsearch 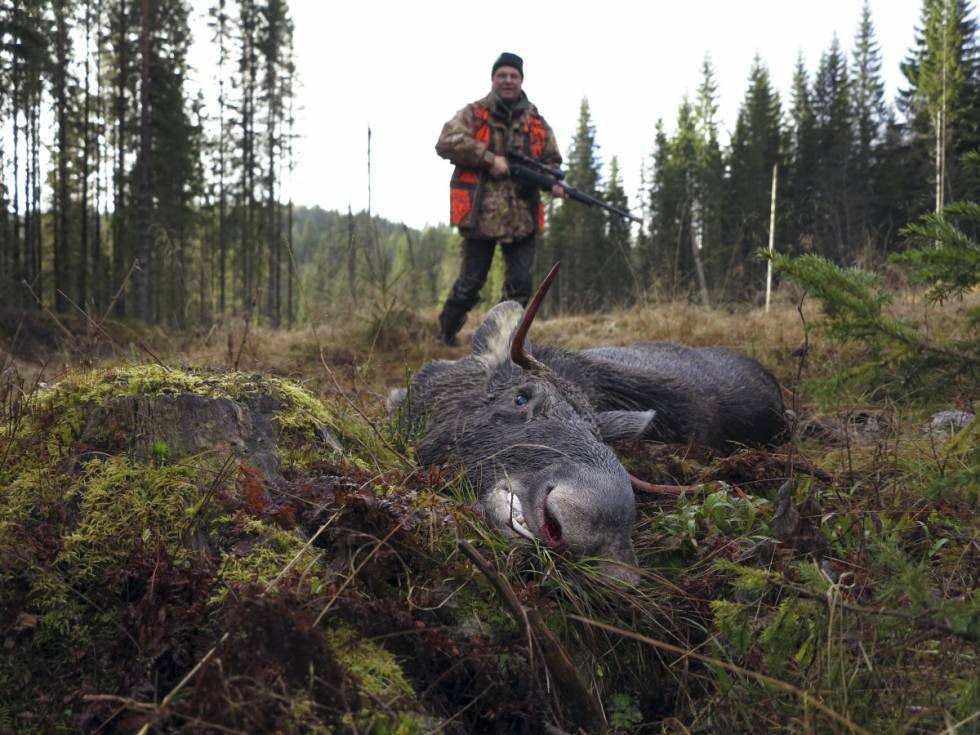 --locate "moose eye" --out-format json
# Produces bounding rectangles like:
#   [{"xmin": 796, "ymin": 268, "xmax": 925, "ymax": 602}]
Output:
[{"xmin": 514, "ymin": 392, "xmax": 530, "ymax": 407}]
